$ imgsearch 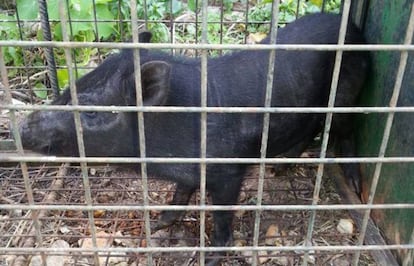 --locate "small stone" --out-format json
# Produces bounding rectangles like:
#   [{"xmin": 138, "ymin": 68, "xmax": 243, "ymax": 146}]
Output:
[
  {"xmin": 93, "ymin": 209, "xmax": 106, "ymax": 218},
  {"xmin": 46, "ymin": 255, "xmax": 66, "ymax": 266},
  {"xmin": 234, "ymin": 209, "xmax": 246, "ymax": 218},
  {"xmin": 59, "ymin": 226, "xmax": 71, "ymax": 234},
  {"xmin": 113, "ymin": 262, "xmax": 128, "ymax": 266},
  {"xmin": 51, "ymin": 239, "xmax": 70, "ymax": 249},
  {"xmin": 29, "ymin": 255, "xmax": 42, "ymax": 266},
  {"xmin": 0, "ymin": 255, "xmax": 16, "ymax": 265},
  {"xmin": 332, "ymin": 257, "xmax": 350, "ymax": 266},
  {"xmin": 89, "ymin": 168, "xmax": 97, "ymax": 175},
  {"xmin": 234, "ymin": 239, "xmax": 246, "ymax": 247},
  {"xmin": 79, "ymin": 231, "xmax": 111, "ymax": 249},
  {"xmin": 241, "ymin": 250, "xmax": 270, "ymax": 265},
  {"xmin": 269, "ymin": 251, "xmax": 289, "ymax": 265},
  {"xmin": 238, "ymin": 191, "xmax": 247, "ymax": 202},
  {"xmin": 337, "ymin": 219, "xmax": 354, "ymax": 234},
  {"xmin": 241, "ymin": 250, "xmax": 253, "ymax": 264},
  {"xmin": 29, "ymin": 240, "xmax": 70, "ymax": 266},
  {"xmin": 265, "ymin": 224, "xmax": 281, "ymax": 246},
  {"xmin": 103, "ymin": 252, "xmax": 127, "ymax": 265},
  {"xmin": 258, "ymin": 250, "xmax": 270, "ymax": 264},
  {"xmin": 301, "ymin": 254, "xmax": 316, "ymax": 264},
  {"xmin": 113, "ymin": 231, "xmax": 124, "ymax": 245}
]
